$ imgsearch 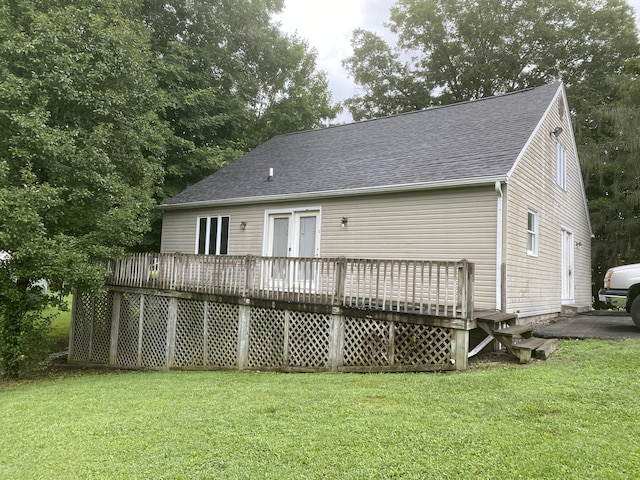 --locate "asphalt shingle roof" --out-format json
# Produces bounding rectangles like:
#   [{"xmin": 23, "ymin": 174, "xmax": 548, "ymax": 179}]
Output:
[{"xmin": 162, "ymin": 83, "xmax": 561, "ymax": 207}]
